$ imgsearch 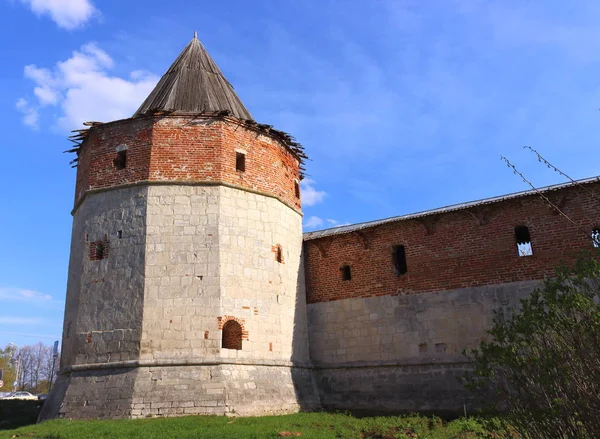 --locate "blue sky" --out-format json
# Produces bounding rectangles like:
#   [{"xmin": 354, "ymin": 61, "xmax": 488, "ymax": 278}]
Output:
[{"xmin": 1, "ymin": 0, "xmax": 600, "ymax": 350}]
